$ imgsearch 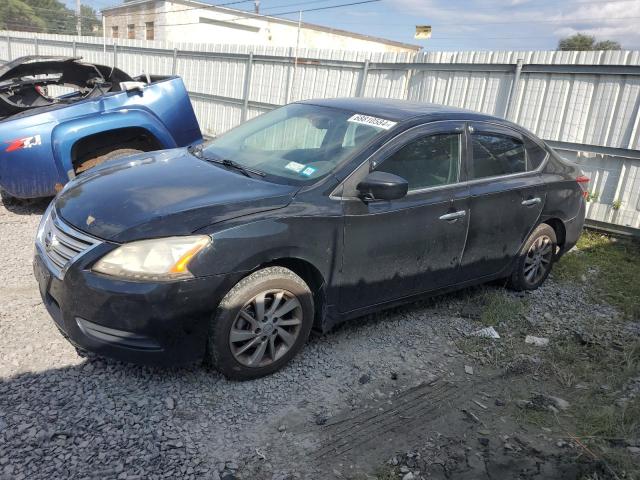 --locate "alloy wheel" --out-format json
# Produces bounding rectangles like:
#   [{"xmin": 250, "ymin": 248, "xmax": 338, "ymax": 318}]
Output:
[
  {"xmin": 229, "ymin": 289, "xmax": 303, "ymax": 368},
  {"xmin": 524, "ymin": 235, "xmax": 553, "ymax": 285}
]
